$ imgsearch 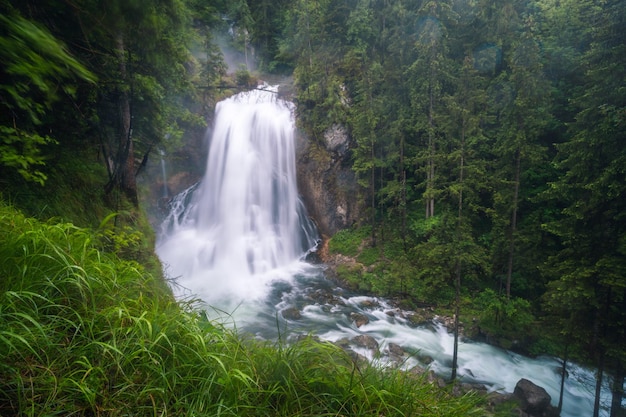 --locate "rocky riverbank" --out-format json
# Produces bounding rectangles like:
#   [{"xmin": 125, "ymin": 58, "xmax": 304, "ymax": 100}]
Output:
[{"xmin": 305, "ymin": 240, "xmax": 560, "ymax": 417}]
